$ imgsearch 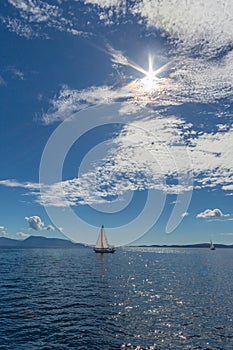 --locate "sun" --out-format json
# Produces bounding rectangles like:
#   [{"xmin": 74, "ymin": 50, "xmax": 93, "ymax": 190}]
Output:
[
  {"xmin": 117, "ymin": 53, "xmax": 172, "ymax": 101},
  {"xmin": 139, "ymin": 54, "xmax": 159, "ymax": 92},
  {"xmin": 141, "ymin": 70, "xmax": 158, "ymax": 92},
  {"xmin": 140, "ymin": 54, "xmax": 159, "ymax": 92}
]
